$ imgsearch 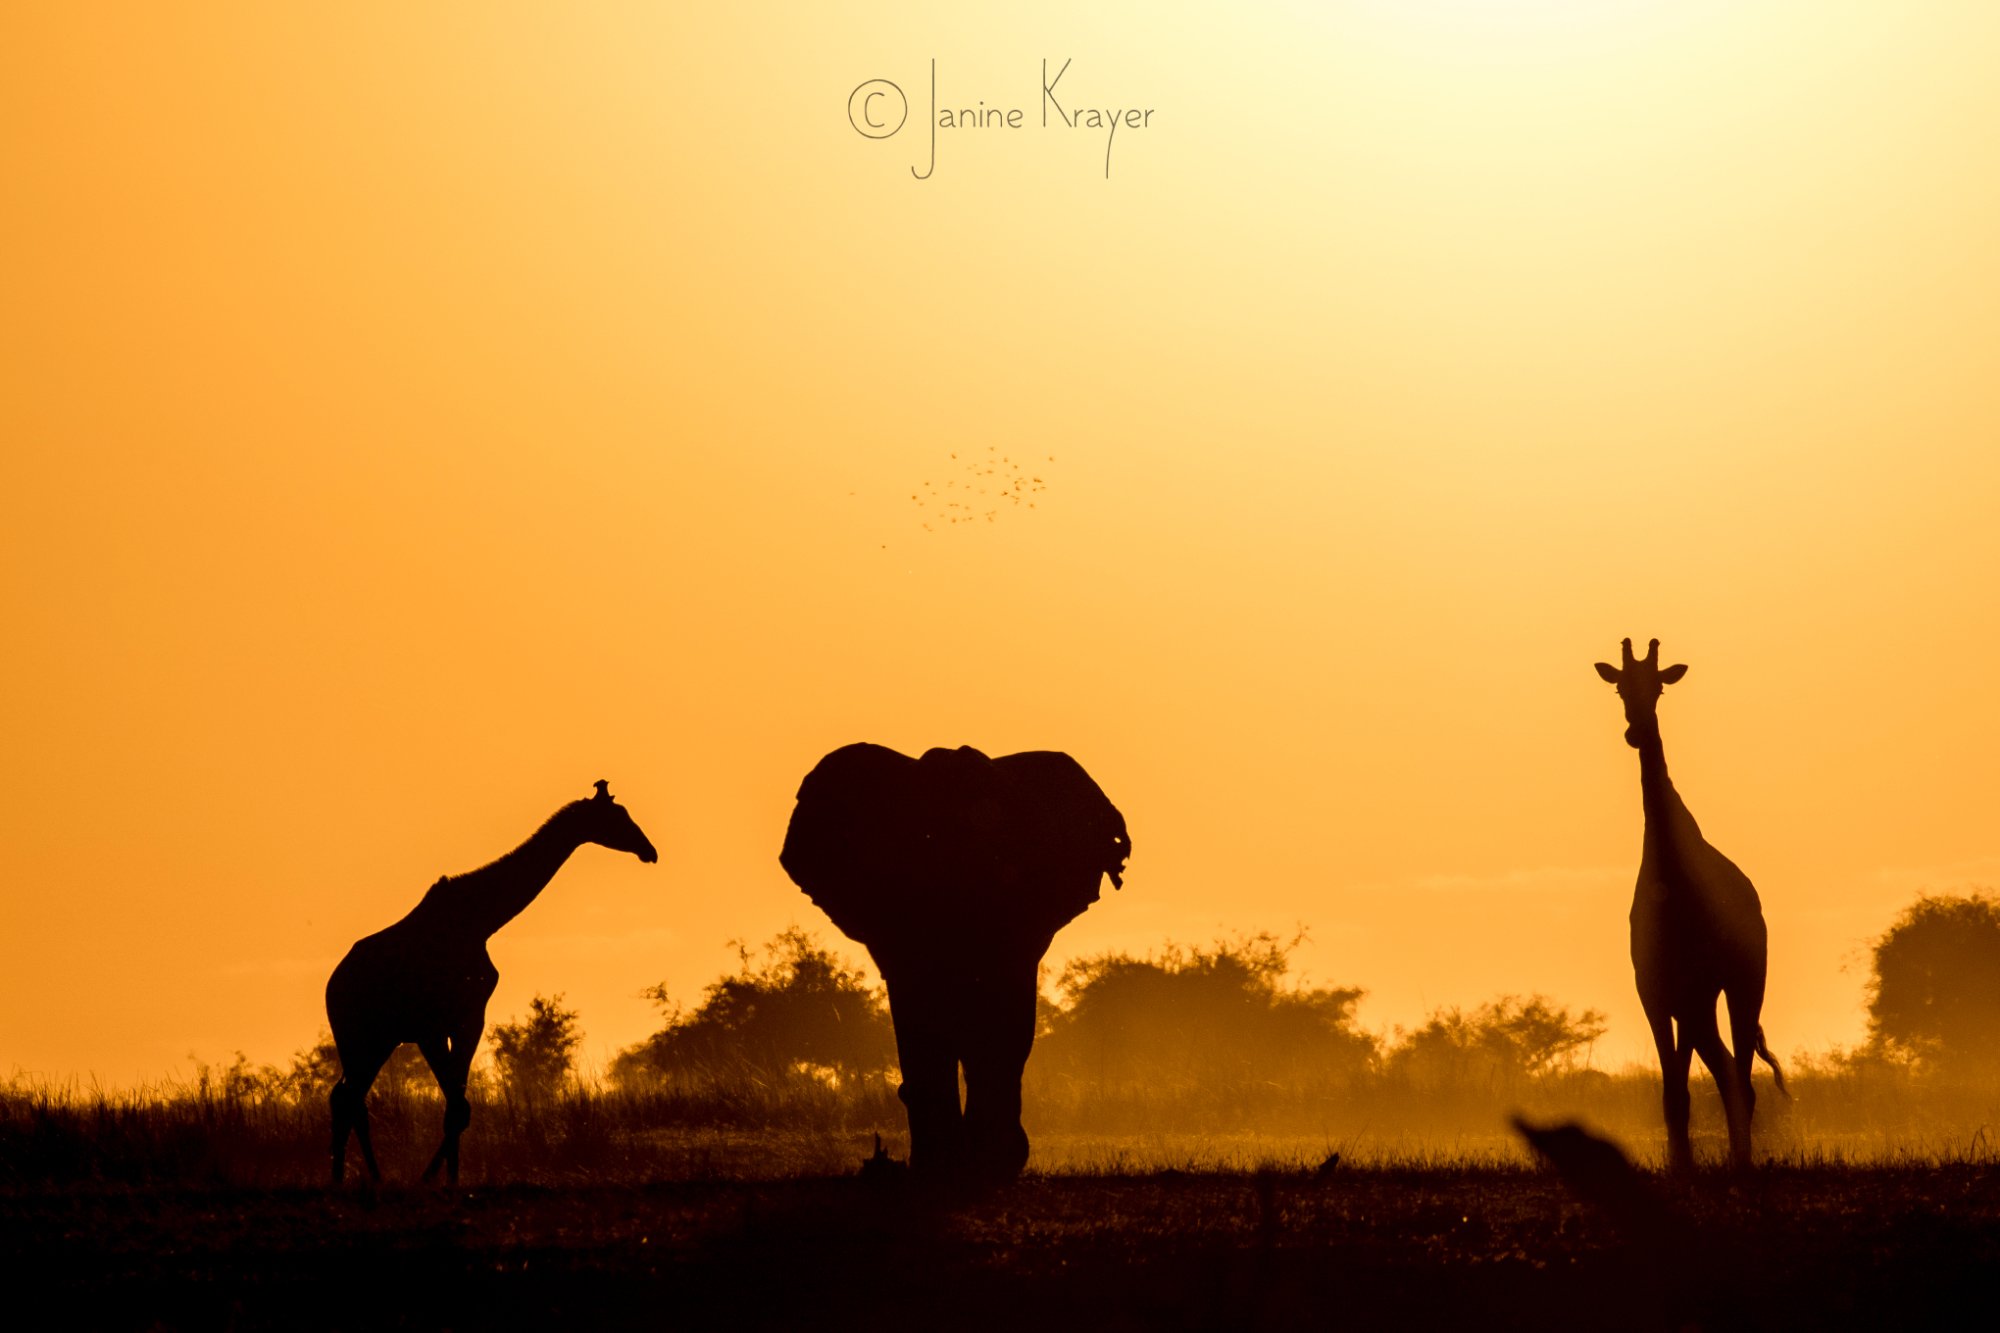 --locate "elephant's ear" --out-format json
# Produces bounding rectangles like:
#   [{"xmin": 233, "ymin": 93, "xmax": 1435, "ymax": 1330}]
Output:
[
  {"xmin": 994, "ymin": 750, "xmax": 1131, "ymax": 941},
  {"xmin": 778, "ymin": 743, "xmax": 923, "ymax": 950}
]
